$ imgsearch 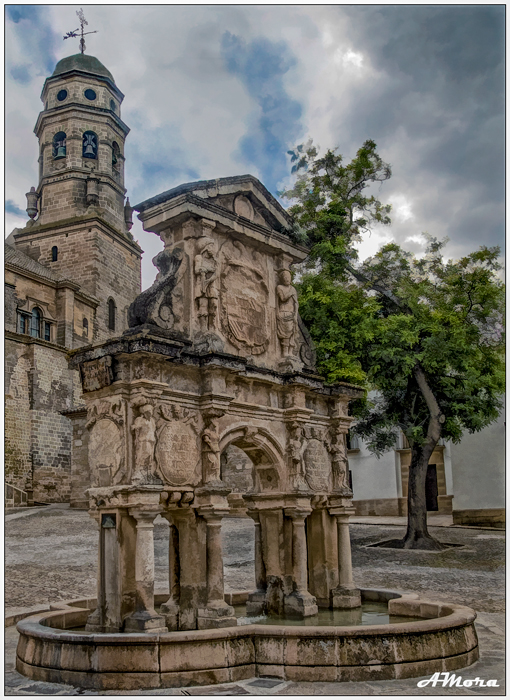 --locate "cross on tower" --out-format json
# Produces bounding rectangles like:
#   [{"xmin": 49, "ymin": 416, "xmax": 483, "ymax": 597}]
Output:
[{"xmin": 63, "ymin": 8, "xmax": 97, "ymax": 54}]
